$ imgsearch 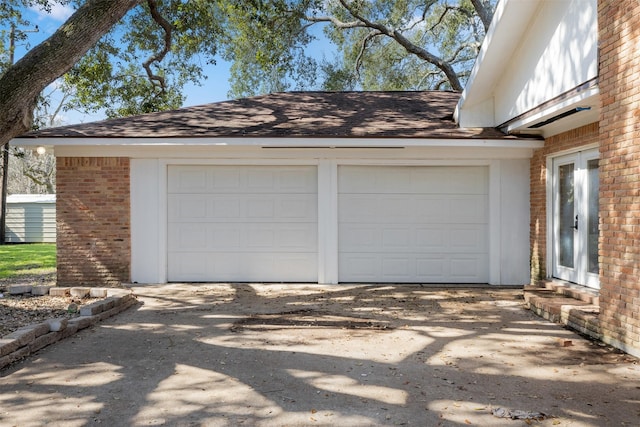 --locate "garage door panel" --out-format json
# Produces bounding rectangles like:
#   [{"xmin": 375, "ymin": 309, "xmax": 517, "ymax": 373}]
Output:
[
  {"xmin": 171, "ymin": 222, "xmax": 316, "ymax": 252},
  {"xmin": 170, "ymin": 166, "xmax": 317, "ymax": 193},
  {"xmin": 339, "ymin": 166, "xmax": 488, "ymax": 283},
  {"xmin": 339, "ymin": 255, "xmax": 380, "ymax": 281},
  {"xmin": 450, "ymin": 256, "xmax": 489, "ymax": 281},
  {"xmin": 170, "ymin": 194, "xmax": 316, "ymax": 222},
  {"xmin": 416, "ymin": 258, "xmax": 447, "ymax": 280},
  {"xmin": 168, "ymin": 165, "xmax": 318, "ymax": 282},
  {"xmin": 450, "ymin": 226, "xmax": 486, "ymax": 251},
  {"xmin": 341, "ymin": 194, "xmax": 485, "ymax": 224},
  {"xmin": 448, "ymin": 196, "xmax": 488, "ymax": 223},
  {"xmin": 415, "ymin": 228, "xmax": 447, "ymax": 250}
]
